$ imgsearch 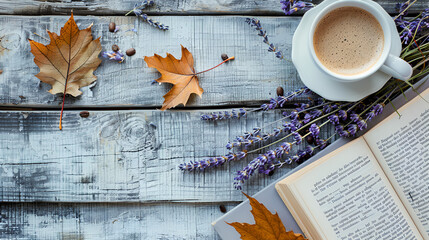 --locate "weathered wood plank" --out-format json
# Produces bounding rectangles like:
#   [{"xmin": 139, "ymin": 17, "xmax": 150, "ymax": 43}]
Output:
[
  {"xmin": 0, "ymin": 15, "xmax": 303, "ymax": 108},
  {"xmin": 0, "ymin": 109, "xmax": 333, "ymax": 202},
  {"xmin": 0, "ymin": 202, "xmax": 237, "ymax": 239},
  {"xmin": 0, "ymin": 0, "xmax": 424, "ymax": 15}
]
